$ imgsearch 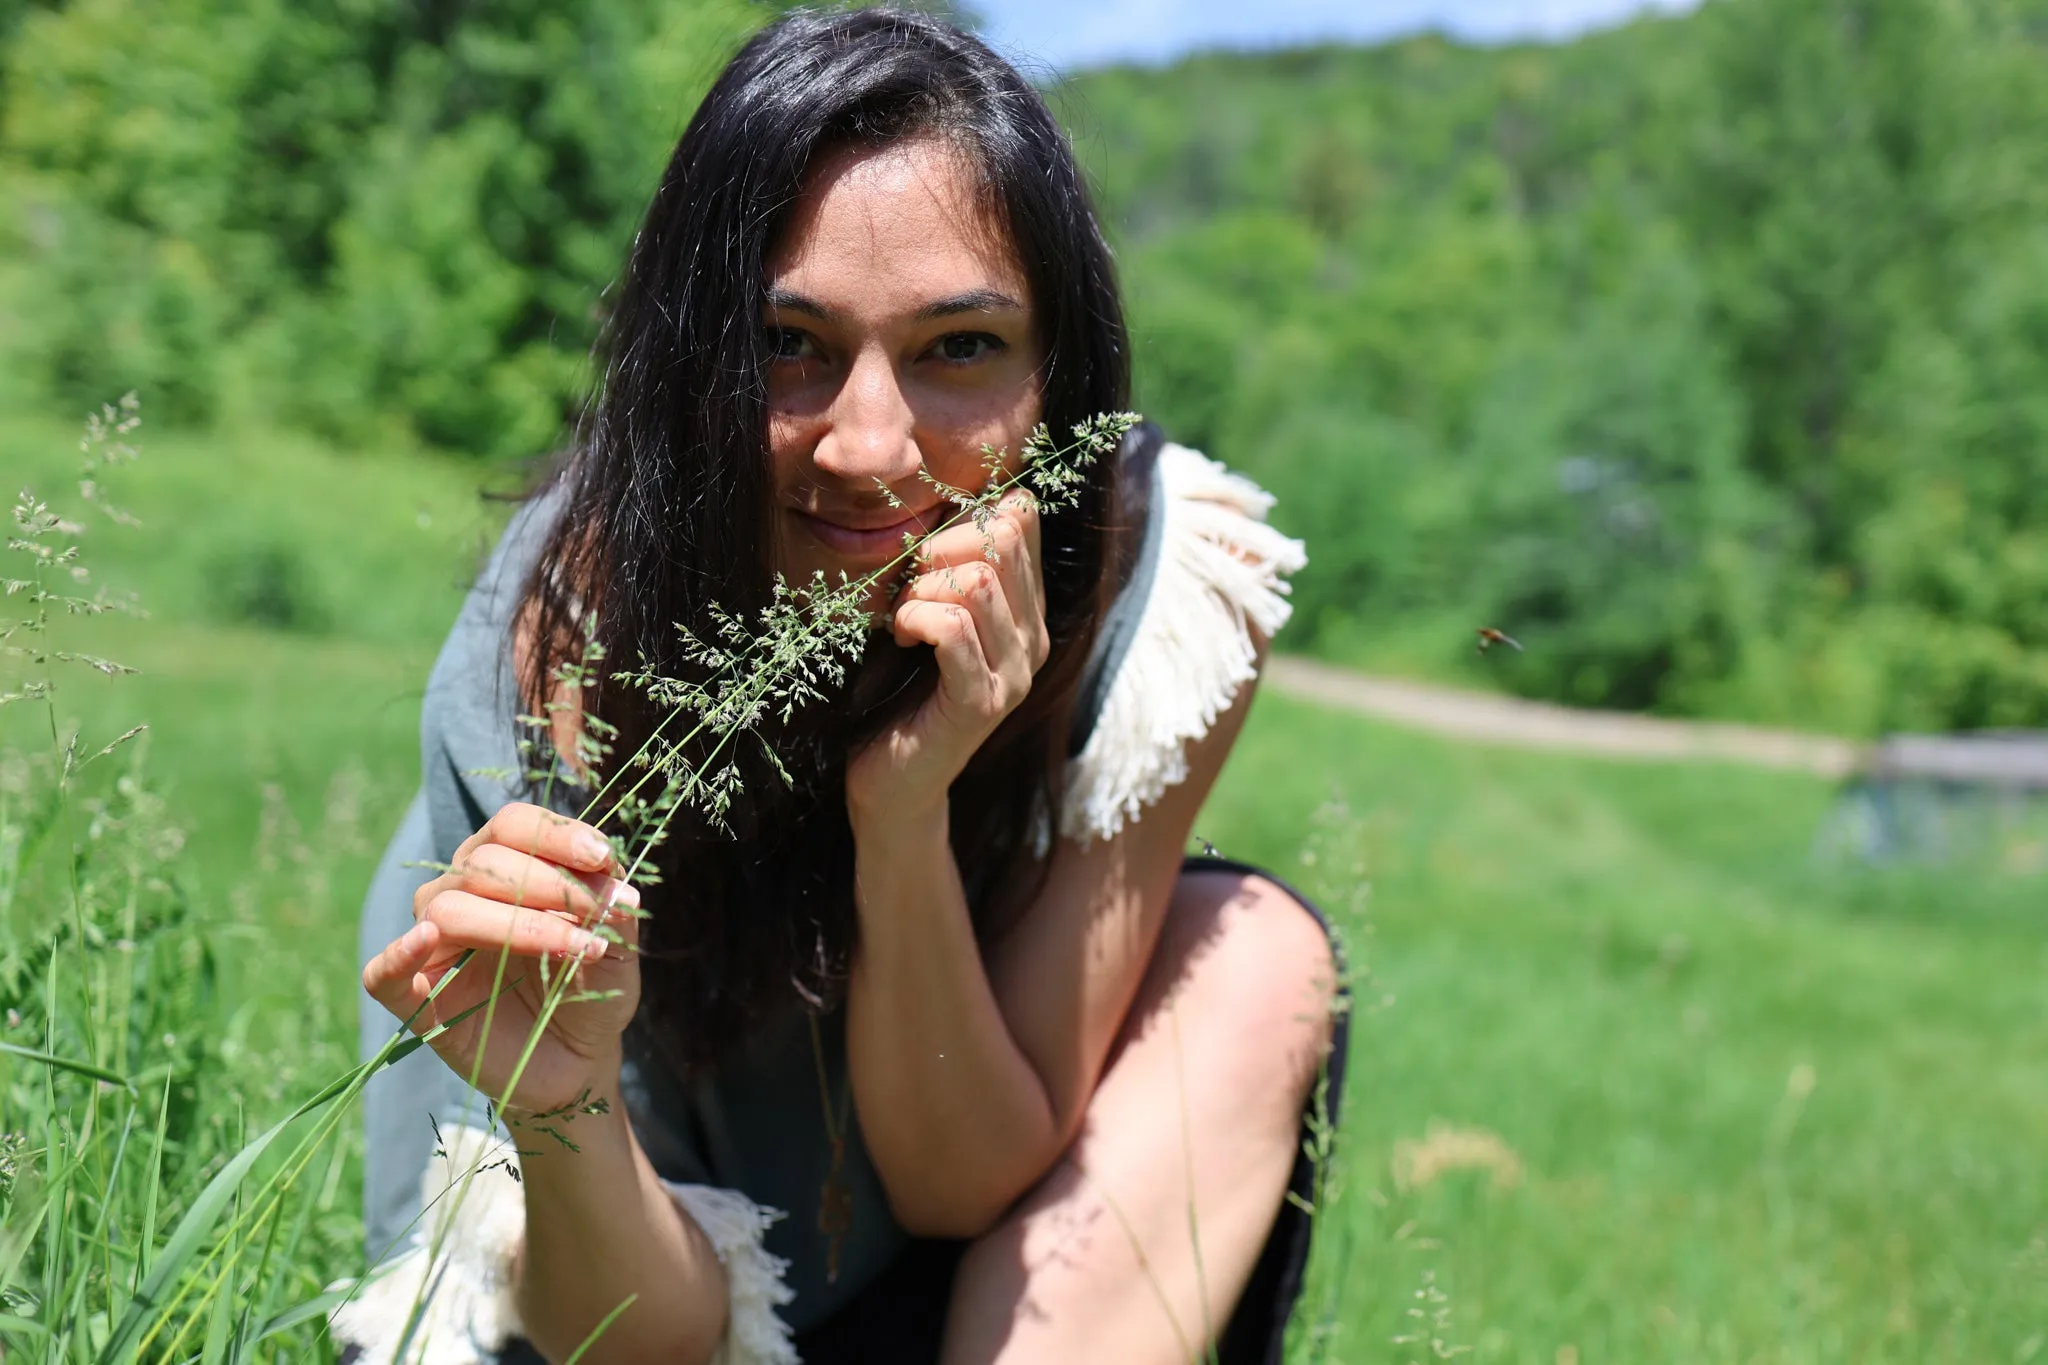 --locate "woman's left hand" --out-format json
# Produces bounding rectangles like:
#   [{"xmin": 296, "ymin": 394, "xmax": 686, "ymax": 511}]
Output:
[{"xmin": 847, "ymin": 490, "xmax": 1048, "ymax": 822}]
